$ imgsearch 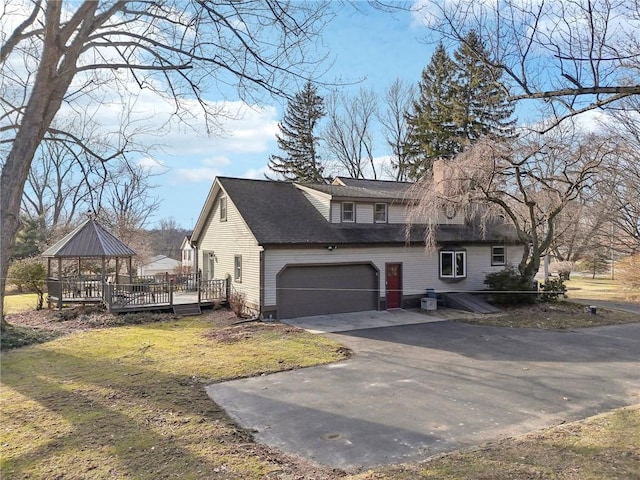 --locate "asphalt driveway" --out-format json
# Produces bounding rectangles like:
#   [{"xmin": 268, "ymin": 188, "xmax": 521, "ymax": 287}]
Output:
[{"xmin": 206, "ymin": 313, "xmax": 640, "ymax": 470}]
